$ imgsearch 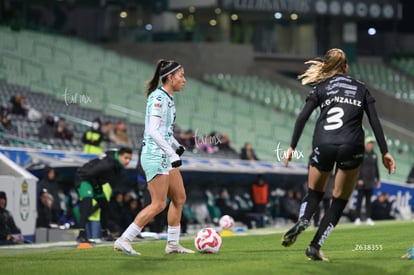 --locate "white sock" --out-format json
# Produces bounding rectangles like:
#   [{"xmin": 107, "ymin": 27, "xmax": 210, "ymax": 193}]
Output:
[
  {"xmin": 121, "ymin": 223, "xmax": 142, "ymax": 242},
  {"xmin": 167, "ymin": 225, "xmax": 180, "ymax": 244}
]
